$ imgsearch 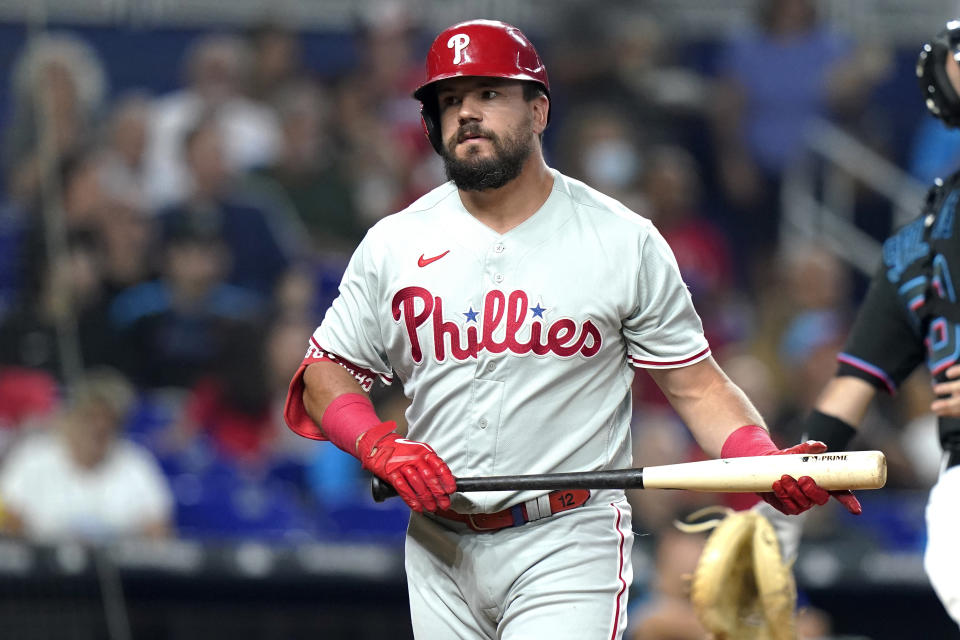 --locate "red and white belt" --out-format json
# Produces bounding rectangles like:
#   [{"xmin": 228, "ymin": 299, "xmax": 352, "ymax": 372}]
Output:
[{"xmin": 434, "ymin": 489, "xmax": 591, "ymax": 532}]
